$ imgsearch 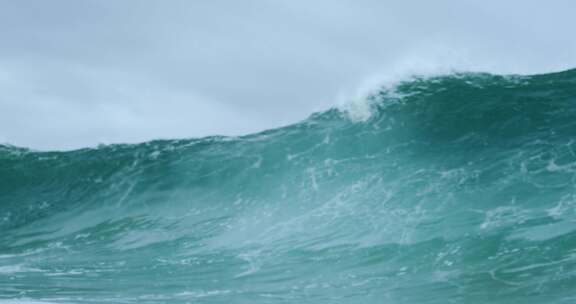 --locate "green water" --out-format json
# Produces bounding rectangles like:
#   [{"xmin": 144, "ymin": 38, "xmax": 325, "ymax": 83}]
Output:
[{"xmin": 1, "ymin": 70, "xmax": 576, "ymax": 303}]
